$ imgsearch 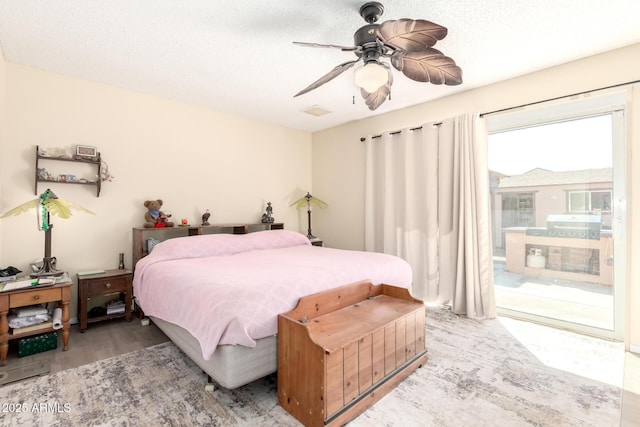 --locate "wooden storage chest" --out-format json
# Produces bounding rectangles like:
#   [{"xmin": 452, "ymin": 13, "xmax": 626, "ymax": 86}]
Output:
[{"xmin": 278, "ymin": 280, "xmax": 427, "ymax": 427}]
